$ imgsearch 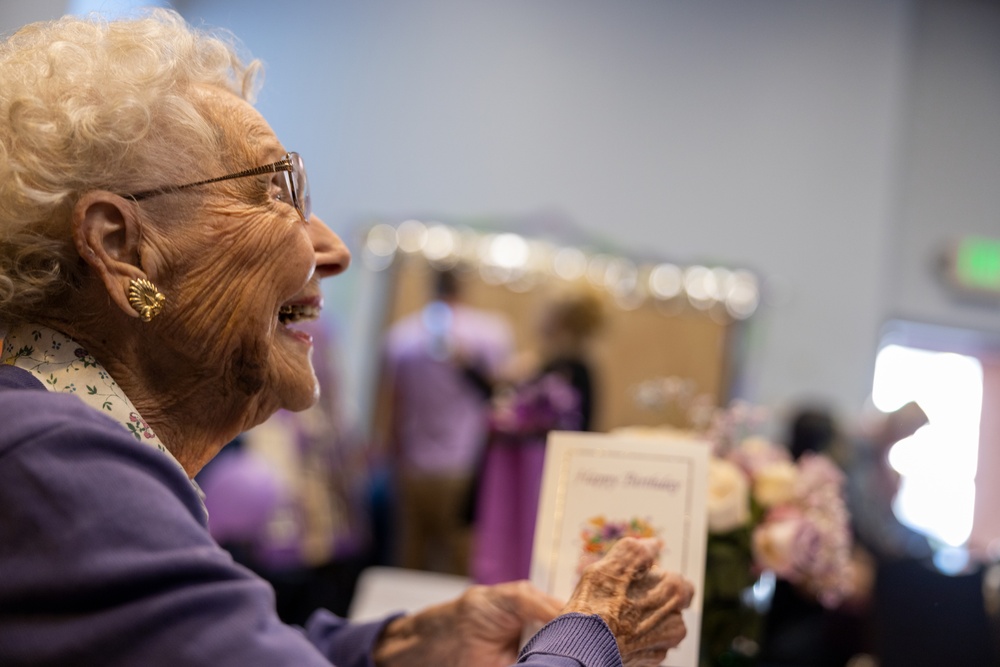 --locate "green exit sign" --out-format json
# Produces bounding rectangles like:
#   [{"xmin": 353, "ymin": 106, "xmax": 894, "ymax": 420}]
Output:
[
  {"xmin": 954, "ymin": 237, "xmax": 1000, "ymax": 292},
  {"xmin": 945, "ymin": 236, "xmax": 1000, "ymax": 297}
]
